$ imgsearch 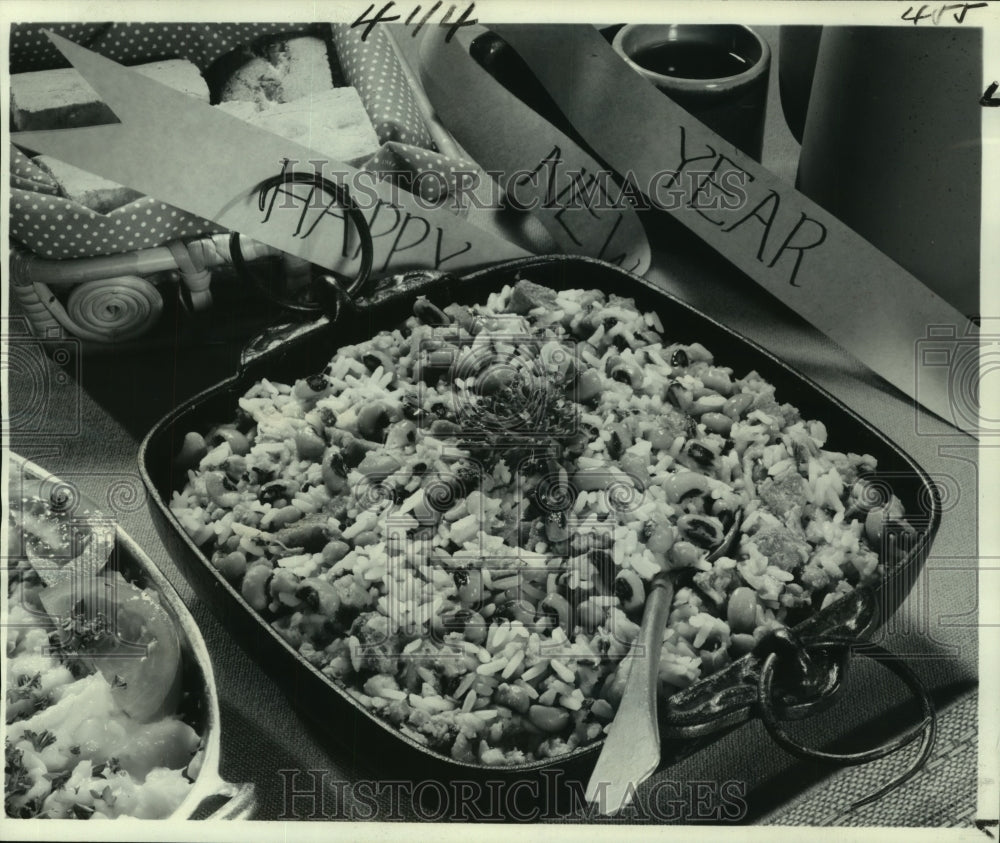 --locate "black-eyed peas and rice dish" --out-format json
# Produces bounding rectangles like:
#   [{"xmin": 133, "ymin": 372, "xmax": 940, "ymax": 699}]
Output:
[{"xmin": 171, "ymin": 280, "xmax": 911, "ymax": 764}]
